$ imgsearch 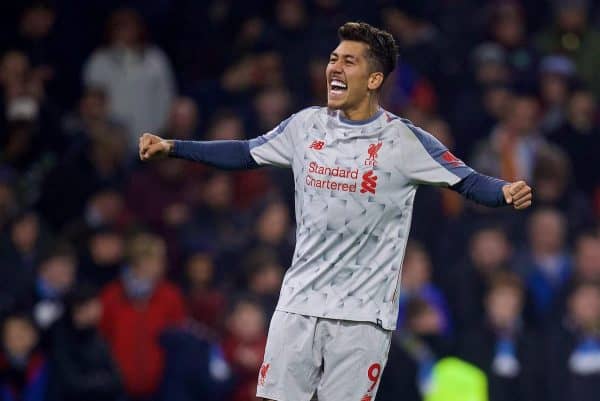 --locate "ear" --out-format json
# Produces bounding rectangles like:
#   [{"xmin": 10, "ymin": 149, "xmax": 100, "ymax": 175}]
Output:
[{"xmin": 367, "ymin": 72, "xmax": 384, "ymax": 91}]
